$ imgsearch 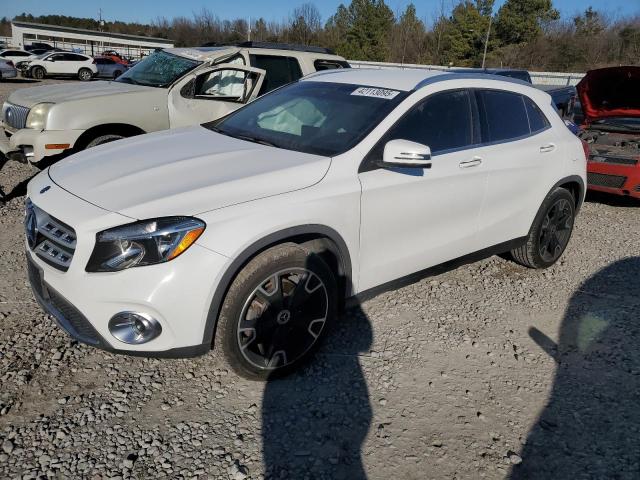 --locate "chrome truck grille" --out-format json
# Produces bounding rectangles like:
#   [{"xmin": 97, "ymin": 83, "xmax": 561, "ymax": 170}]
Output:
[
  {"xmin": 25, "ymin": 199, "xmax": 77, "ymax": 272},
  {"xmin": 2, "ymin": 102, "xmax": 30, "ymax": 130}
]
